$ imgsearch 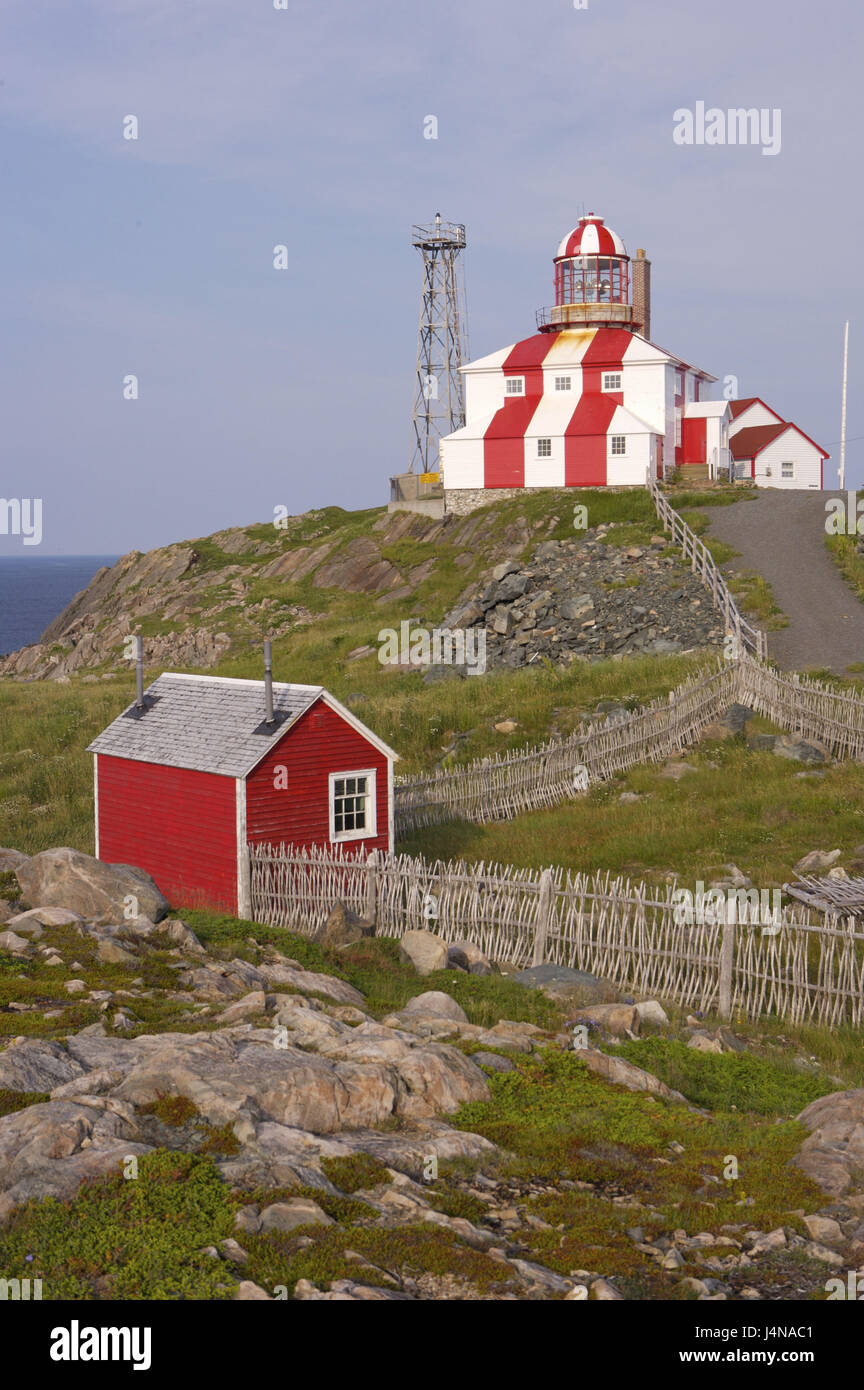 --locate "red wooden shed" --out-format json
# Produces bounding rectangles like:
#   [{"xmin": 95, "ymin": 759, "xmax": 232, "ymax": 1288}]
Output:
[{"xmin": 87, "ymin": 672, "xmax": 399, "ymax": 916}]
